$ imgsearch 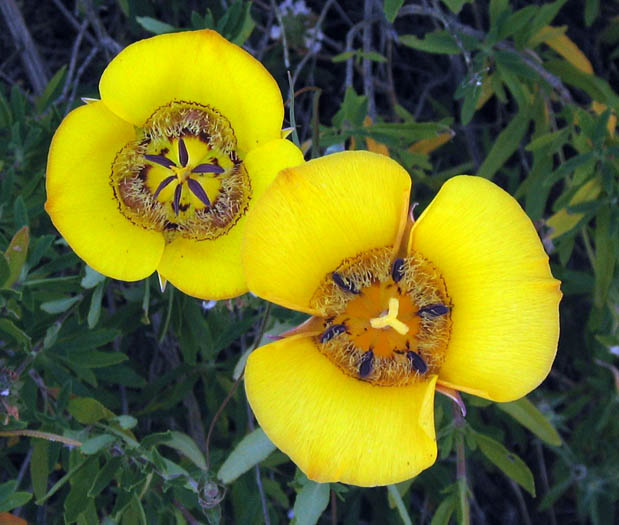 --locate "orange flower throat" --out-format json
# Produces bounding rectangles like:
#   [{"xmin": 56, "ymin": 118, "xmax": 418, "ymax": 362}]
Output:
[{"xmin": 310, "ymin": 247, "xmax": 452, "ymax": 386}]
